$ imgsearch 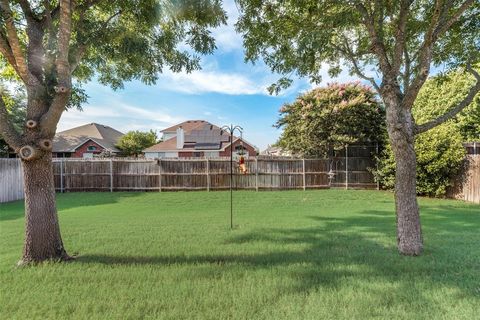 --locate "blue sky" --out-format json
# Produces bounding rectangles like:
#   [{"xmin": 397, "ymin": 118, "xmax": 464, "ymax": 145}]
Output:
[{"xmin": 57, "ymin": 0, "xmax": 360, "ymax": 150}]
